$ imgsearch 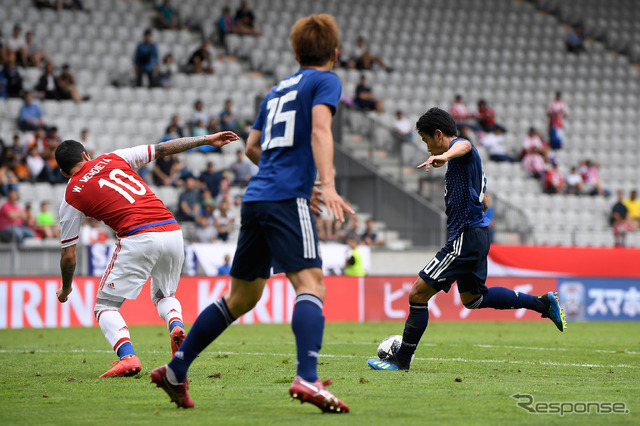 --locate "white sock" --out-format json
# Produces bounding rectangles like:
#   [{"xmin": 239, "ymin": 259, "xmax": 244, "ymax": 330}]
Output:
[
  {"xmin": 156, "ymin": 297, "xmax": 184, "ymax": 330},
  {"xmin": 165, "ymin": 365, "xmax": 181, "ymax": 385},
  {"xmin": 97, "ymin": 310, "xmax": 131, "ymax": 352}
]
